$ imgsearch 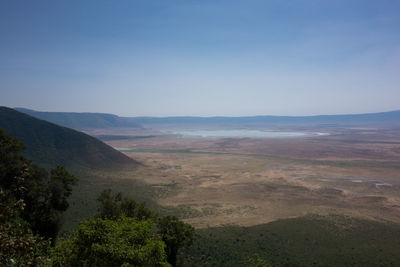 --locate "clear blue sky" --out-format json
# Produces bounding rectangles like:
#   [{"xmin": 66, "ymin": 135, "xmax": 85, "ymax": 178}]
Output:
[{"xmin": 1, "ymin": 0, "xmax": 399, "ymax": 116}]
